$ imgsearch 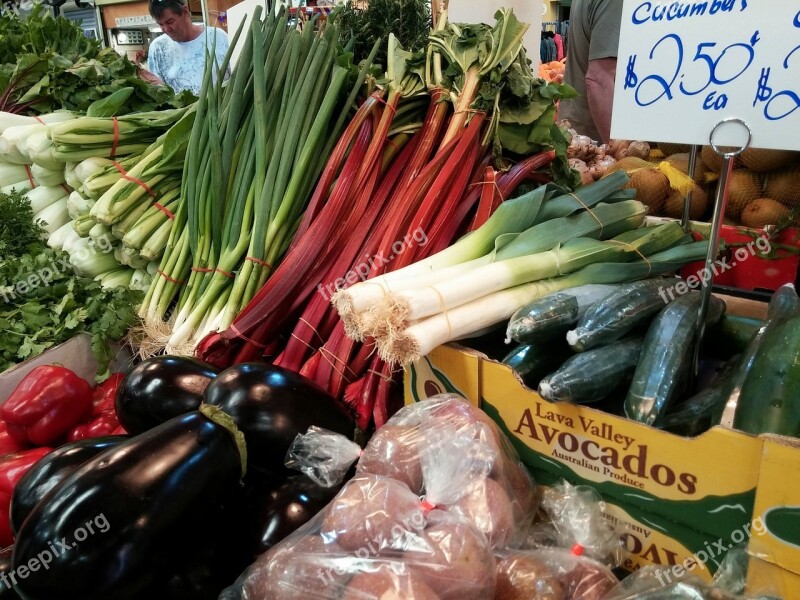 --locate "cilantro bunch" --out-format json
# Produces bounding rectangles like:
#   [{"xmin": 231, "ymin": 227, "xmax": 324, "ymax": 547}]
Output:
[{"xmin": 0, "ymin": 190, "xmax": 141, "ymax": 379}]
